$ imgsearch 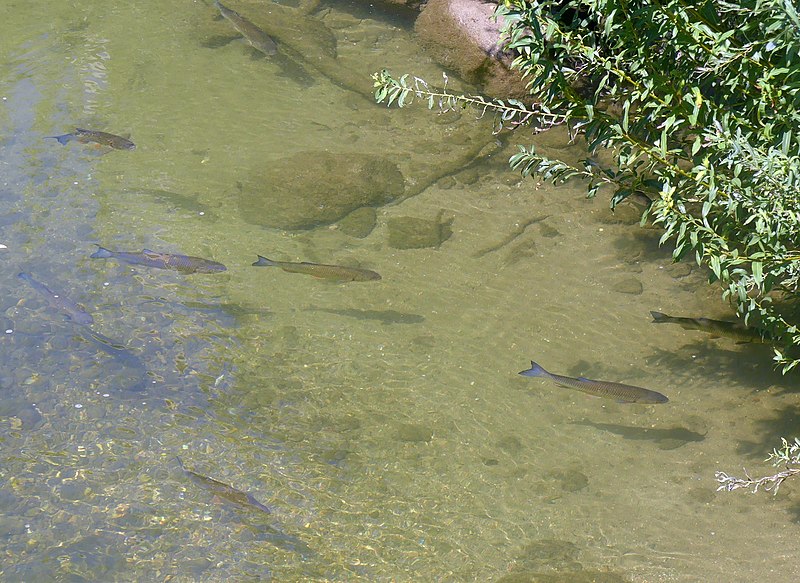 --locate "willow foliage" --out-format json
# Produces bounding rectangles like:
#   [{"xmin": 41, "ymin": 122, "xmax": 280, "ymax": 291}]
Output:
[{"xmin": 374, "ymin": 0, "xmax": 800, "ymax": 371}]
